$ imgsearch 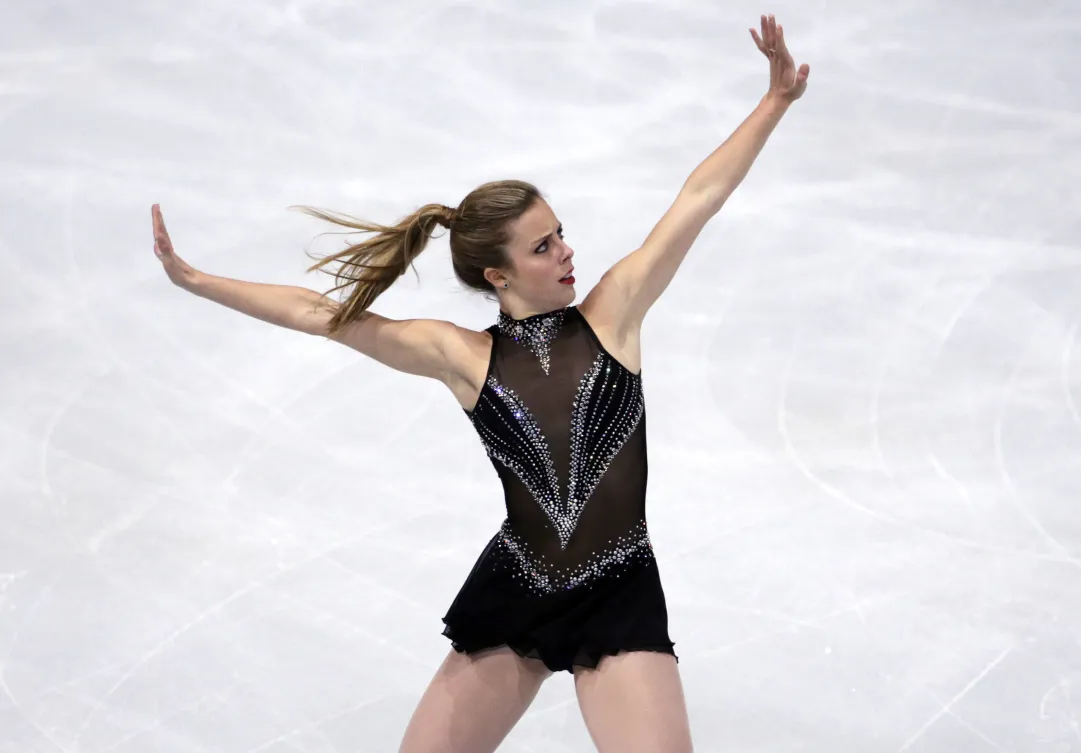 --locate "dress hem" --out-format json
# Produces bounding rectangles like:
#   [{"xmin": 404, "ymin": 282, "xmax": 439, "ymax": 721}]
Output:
[{"xmin": 441, "ymin": 627, "xmax": 678, "ymax": 673}]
